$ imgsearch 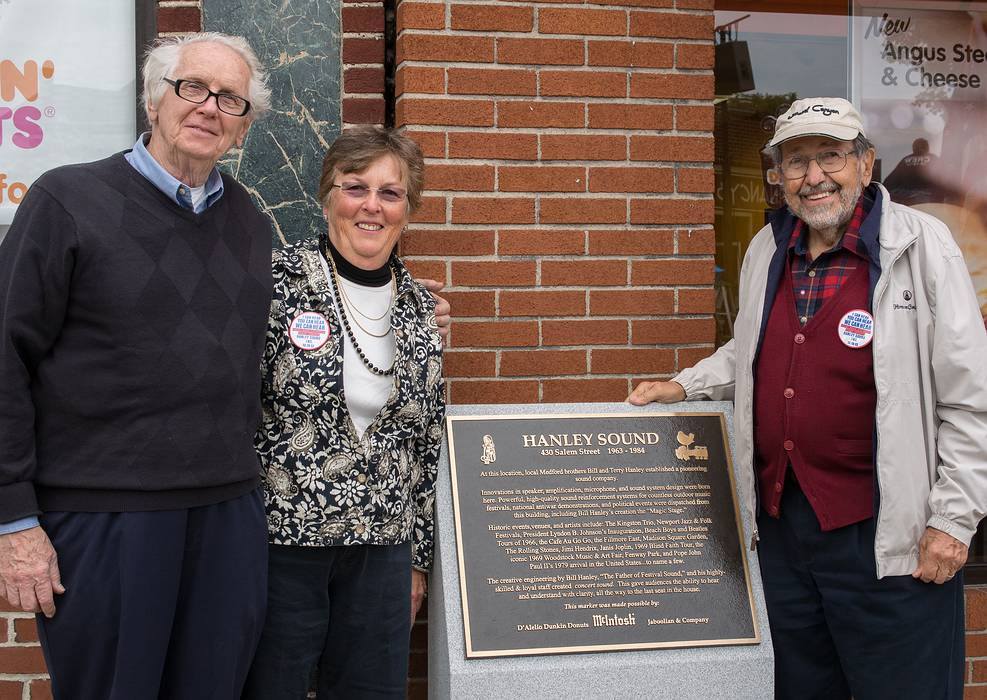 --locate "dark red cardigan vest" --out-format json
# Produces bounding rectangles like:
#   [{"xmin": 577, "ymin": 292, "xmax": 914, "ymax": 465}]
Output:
[{"xmin": 753, "ymin": 261, "xmax": 876, "ymax": 531}]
